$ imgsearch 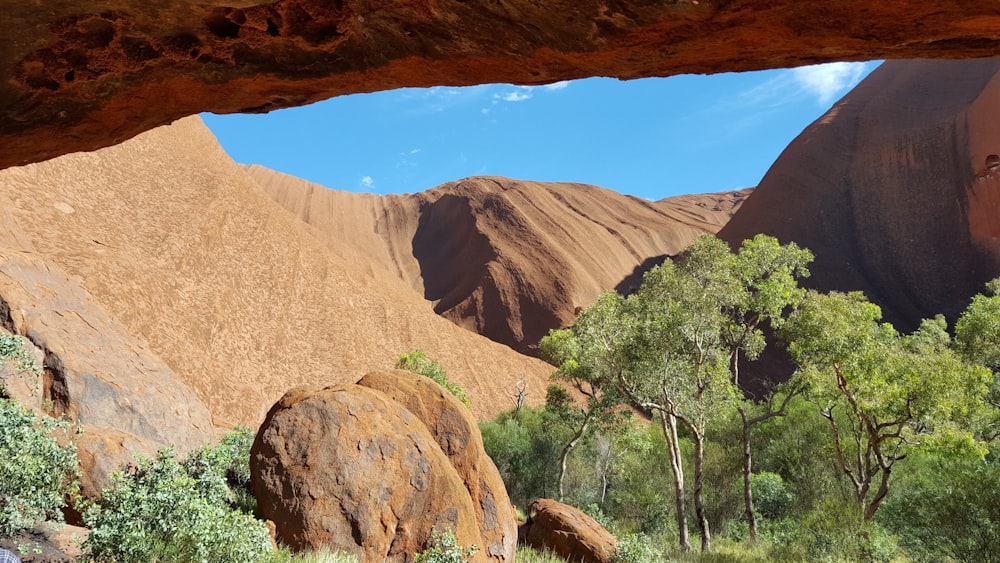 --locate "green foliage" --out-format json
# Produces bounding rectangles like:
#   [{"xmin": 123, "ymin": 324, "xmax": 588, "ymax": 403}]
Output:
[
  {"xmin": 750, "ymin": 472, "xmax": 794, "ymax": 520},
  {"xmin": 83, "ymin": 448, "xmax": 272, "ymax": 562},
  {"xmin": 414, "ymin": 528, "xmax": 477, "ymax": 563},
  {"xmin": 0, "ymin": 398, "xmax": 79, "ymax": 535},
  {"xmin": 0, "ymin": 333, "xmax": 40, "ymax": 397},
  {"xmin": 879, "ymin": 450, "xmax": 1000, "ymax": 562},
  {"xmin": 514, "ymin": 547, "xmax": 567, "ymax": 562},
  {"xmin": 781, "ymin": 290, "xmax": 991, "ymax": 520},
  {"xmin": 182, "ymin": 426, "xmax": 257, "ymax": 514},
  {"xmin": 480, "ymin": 407, "xmax": 565, "ymax": 507},
  {"xmin": 396, "ymin": 350, "xmax": 470, "ymax": 407}
]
